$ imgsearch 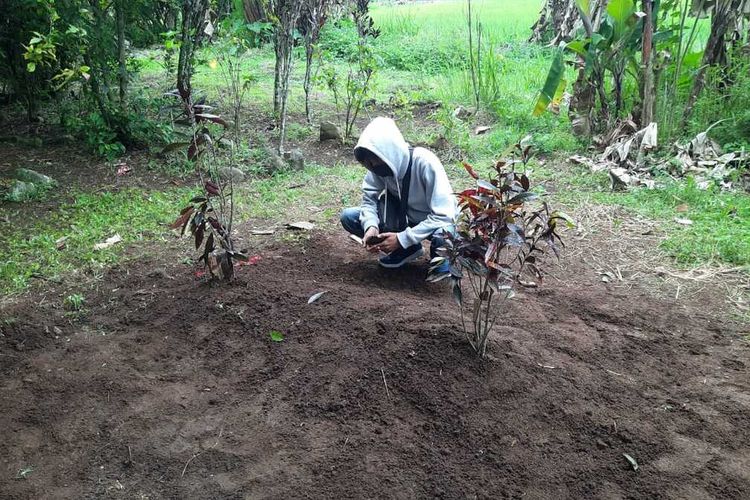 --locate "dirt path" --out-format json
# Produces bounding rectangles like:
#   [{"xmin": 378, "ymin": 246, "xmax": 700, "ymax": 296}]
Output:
[{"xmin": 1, "ymin": 233, "xmax": 748, "ymax": 499}]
